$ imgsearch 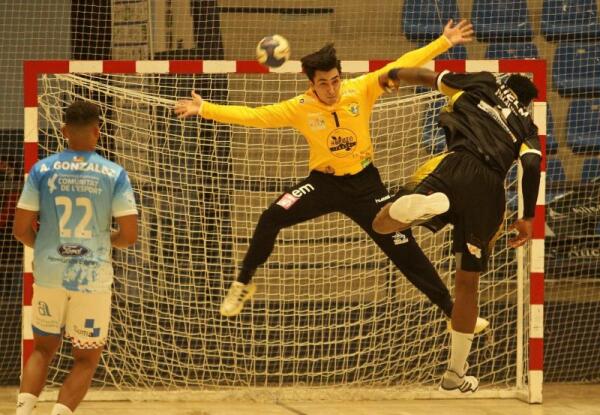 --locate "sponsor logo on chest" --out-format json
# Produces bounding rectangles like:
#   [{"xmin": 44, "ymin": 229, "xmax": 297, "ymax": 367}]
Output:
[
  {"xmin": 328, "ymin": 128, "xmax": 358, "ymax": 157},
  {"xmin": 58, "ymin": 244, "xmax": 90, "ymax": 257}
]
